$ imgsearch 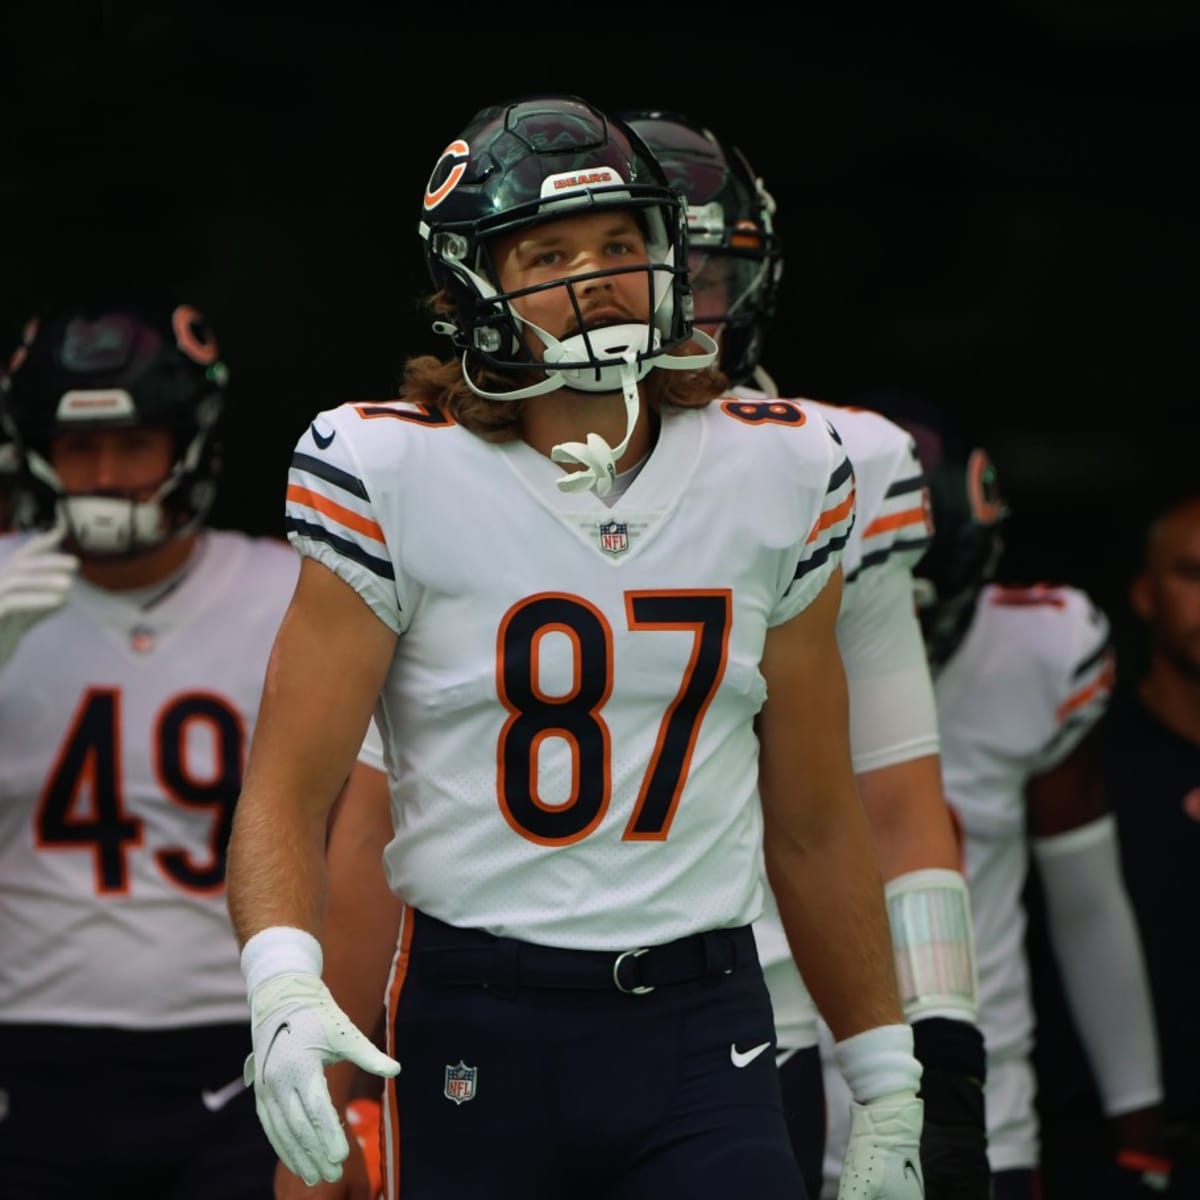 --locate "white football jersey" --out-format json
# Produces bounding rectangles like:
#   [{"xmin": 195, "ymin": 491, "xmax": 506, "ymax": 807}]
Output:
[
  {"xmin": 0, "ymin": 531, "xmax": 299, "ymax": 1029},
  {"xmin": 286, "ymin": 395, "xmax": 854, "ymax": 951},
  {"xmin": 748, "ymin": 397, "xmax": 939, "ymax": 1048},
  {"xmin": 823, "ymin": 581, "xmax": 1114, "ymax": 1177},
  {"xmin": 940, "ymin": 582, "xmax": 1113, "ymax": 1169}
]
